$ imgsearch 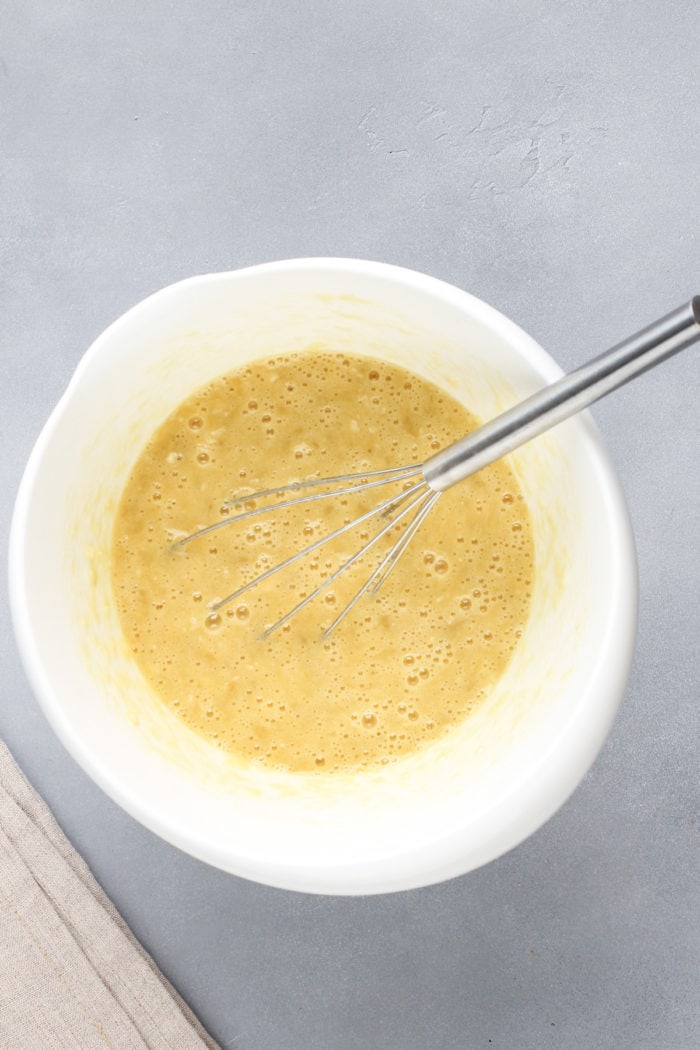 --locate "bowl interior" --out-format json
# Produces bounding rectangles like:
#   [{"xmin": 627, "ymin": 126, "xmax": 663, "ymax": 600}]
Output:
[{"xmin": 10, "ymin": 261, "xmax": 636, "ymax": 893}]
